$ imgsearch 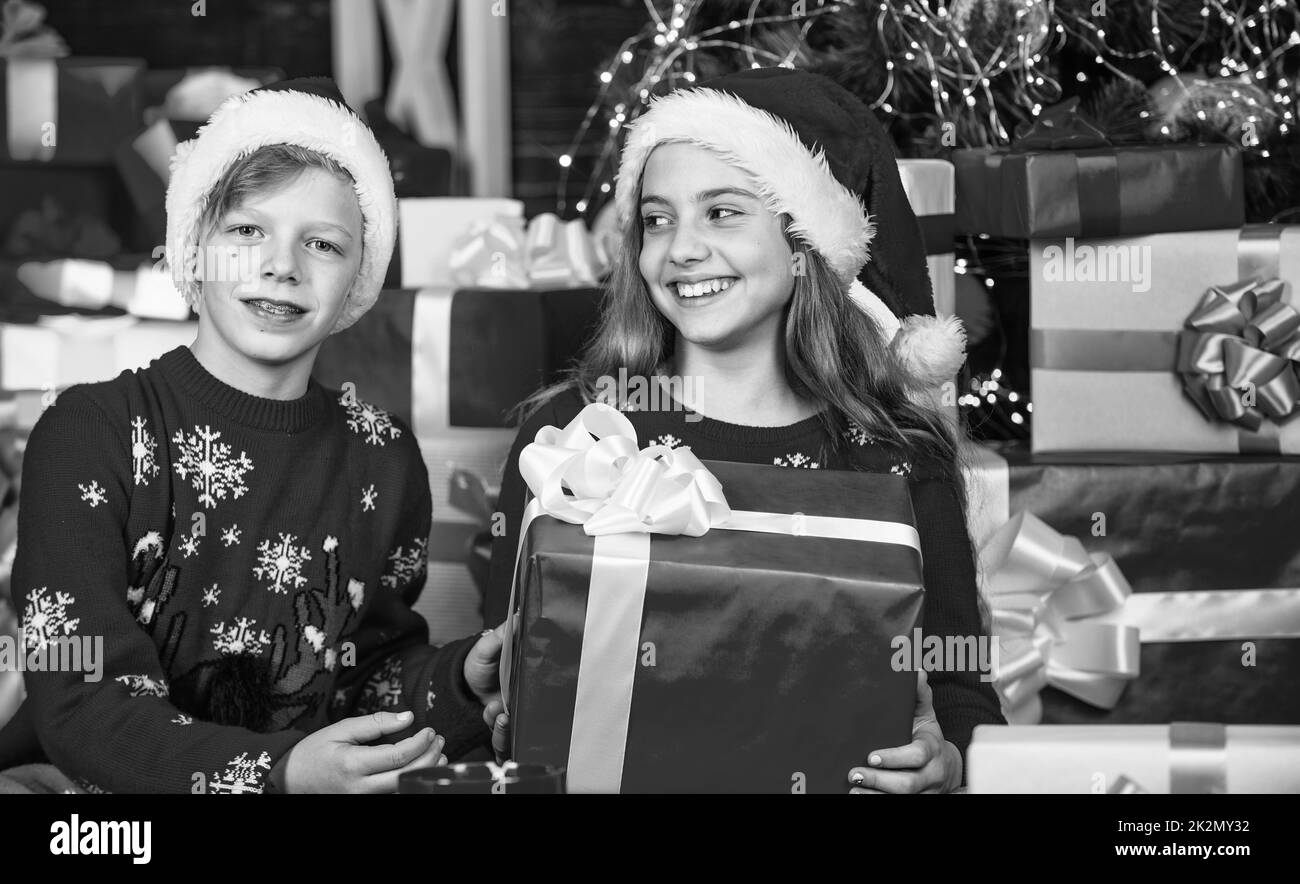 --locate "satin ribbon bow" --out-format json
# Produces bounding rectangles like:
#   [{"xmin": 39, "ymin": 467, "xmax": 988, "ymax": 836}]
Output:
[
  {"xmin": 0, "ymin": 0, "xmax": 68, "ymax": 58},
  {"xmin": 518, "ymin": 402, "xmax": 729, "ymax": 536},
  {"xmin": 524, "ymin": 213, "xmax": 604, "ymax": 288},
  {"xmin": 447, "ymin": 214, "xmax": 530, "ymax": 289},
  {"xmin": 982, "ymin": 511, "xmax": 1141, "ymax": 724},
  {"xmin": 1009, "ymin": 98, "xmax": 1110, "ymax": 153},
  {"xmin": 1176, "ymin": 277, "xmax": 1300, "ymax": 432}
]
